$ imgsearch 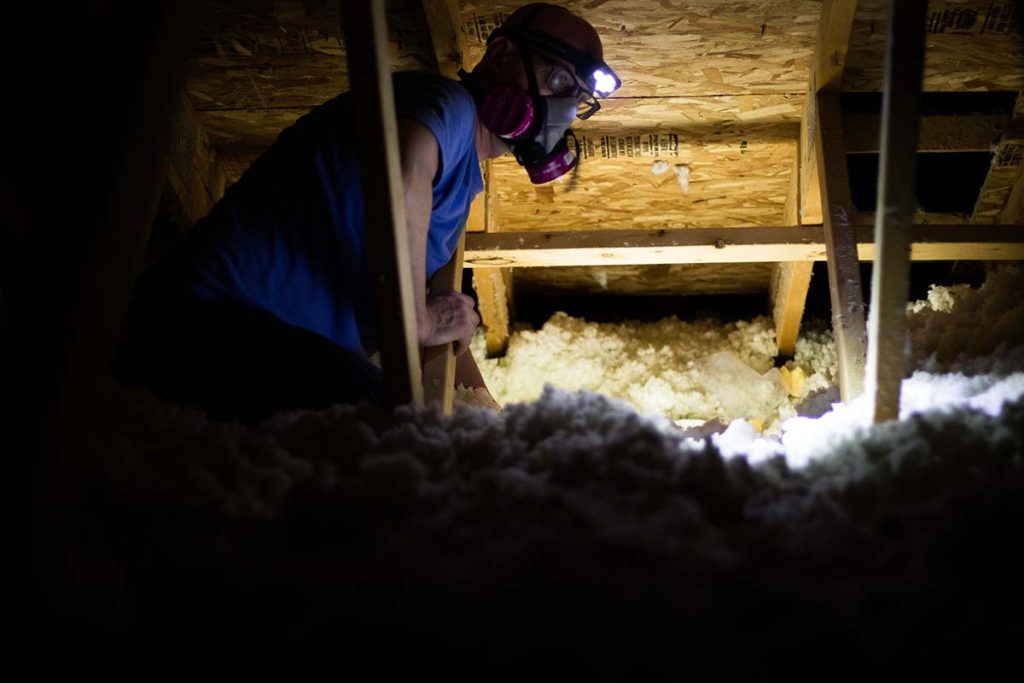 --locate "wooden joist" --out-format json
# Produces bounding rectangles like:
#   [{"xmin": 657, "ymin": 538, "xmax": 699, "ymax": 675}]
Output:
[
  {"xmin": 774, "ymin": 120, "xmax": 813, "ymax": 357},
  {"xmin": 473, "ymin": 267, "xmax": 513, "ymax": 358},
  {"xmin": 464, "ymin": 225, "xmax": 1024, "ymax": 267},
  {"xmin": 816, "ymin": 88, "xmax": 867, "ymax": 401},
  {"xmin": 421, "ymin": 0, "xmax": 467, "ymax": 80},
  {"xmin": 972, "ymin": 95, "xmax": 1024, "ymax": 224},
  {"xmin": 420, "ymin": 0, "xmax": 481, "ymax": 412},
  {"xmin": 770, "ymin": 262, "xmax": 814, "ymax": 357},
  {"xmin": 798, "ymin": 0, "xmax": 858, "ymax": 226},
  {"xmin": 342, "ymin": 0, "xmax": 423, "ymax": 406},
  {"xmin": 865, "ymin": 0, "xmax": 927, "ymax": 423},
  {"xmin": 775, "ymin": 0, "xmax": 856, "ymax": 357}
]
